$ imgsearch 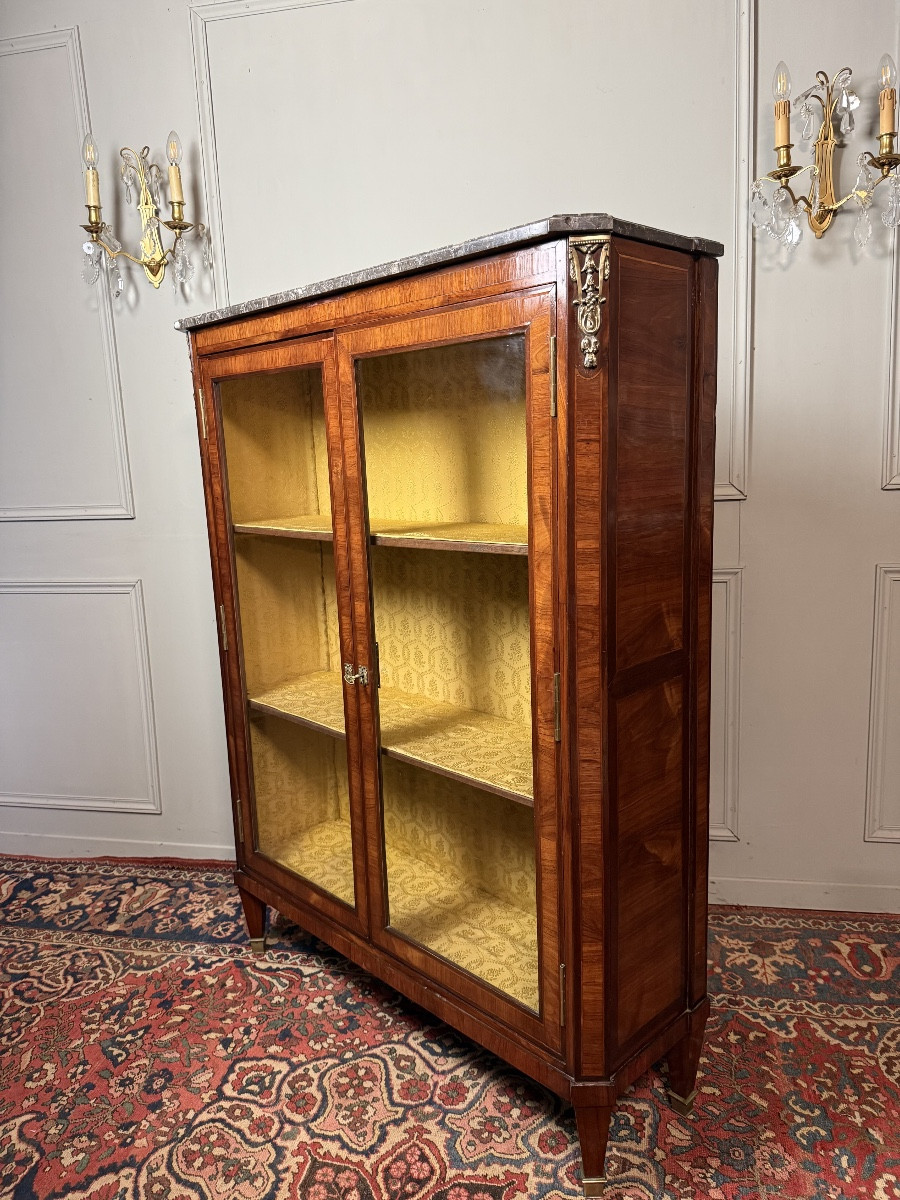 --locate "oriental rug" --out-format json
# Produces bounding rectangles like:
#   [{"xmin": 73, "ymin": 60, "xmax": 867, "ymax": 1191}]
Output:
[{"xmin": 0, "ymin": 857, "xmax": 898, "ymax": 1199}]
